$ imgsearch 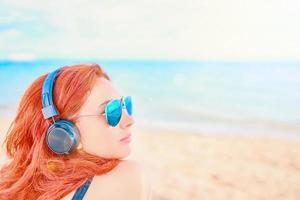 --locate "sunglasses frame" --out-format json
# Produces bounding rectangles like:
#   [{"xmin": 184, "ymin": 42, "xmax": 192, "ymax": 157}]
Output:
[{"xmin": 77, "ymin": 96, "xmax": 132, "ymax": 127}]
